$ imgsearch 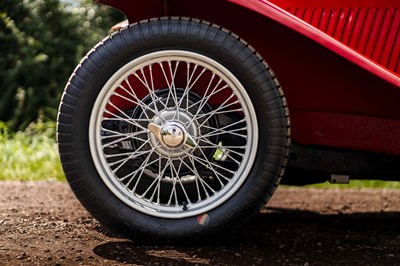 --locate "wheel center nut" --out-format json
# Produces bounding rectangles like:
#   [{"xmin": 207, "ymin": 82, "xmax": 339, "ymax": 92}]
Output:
[{"xmin": 161, "ymin": 122, "xmax": 186, "ymax": 148}]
